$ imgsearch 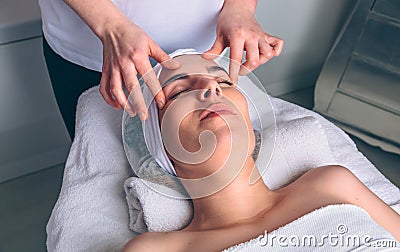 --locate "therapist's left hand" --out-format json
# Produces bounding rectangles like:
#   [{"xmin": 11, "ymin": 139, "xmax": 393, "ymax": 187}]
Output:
[{"xmin": 203, "ymin": 0, "xmax": 284, "ymax": 83}]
